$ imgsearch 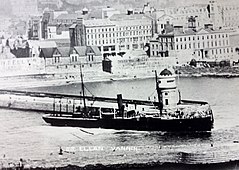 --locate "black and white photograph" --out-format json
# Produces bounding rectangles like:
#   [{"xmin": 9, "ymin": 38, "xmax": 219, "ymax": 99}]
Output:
[{"xmin": 0, "ymin": 0, "xmax": 239, "ymax": 169}]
